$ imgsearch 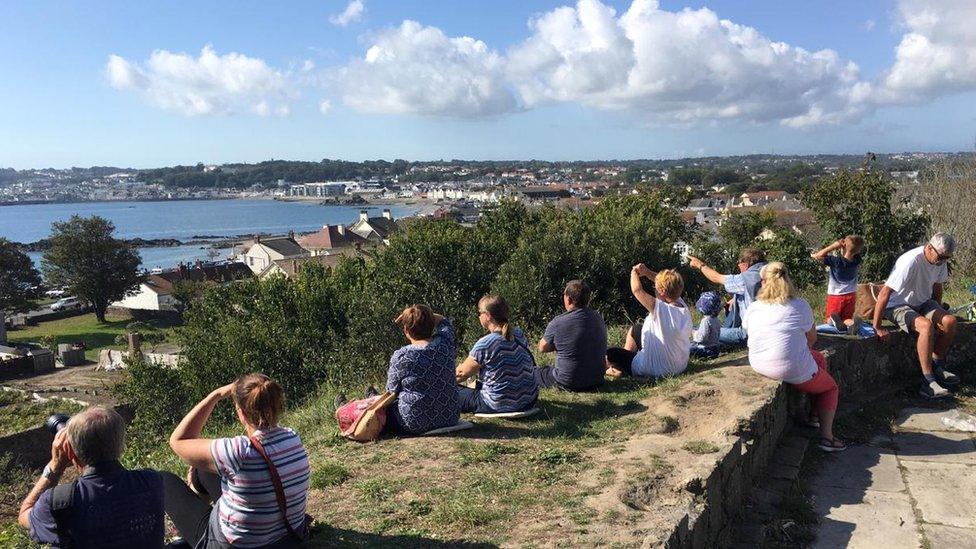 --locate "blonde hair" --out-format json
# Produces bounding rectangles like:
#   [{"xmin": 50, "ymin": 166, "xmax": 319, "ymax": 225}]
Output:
[
  {"xmin": 655, "ymin": 269, "xmax": 684, "ymax": 301},
  {"xmin": 479, "ymin": 295, "xmax": 513, "ymax": 340},
  {"xmin": 845, "ymin": 234, "xmax": 865, "ymax": 256},
  {"xmin": 757, "ymin": 262, "xmax": 797, "ymax": 305}
]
